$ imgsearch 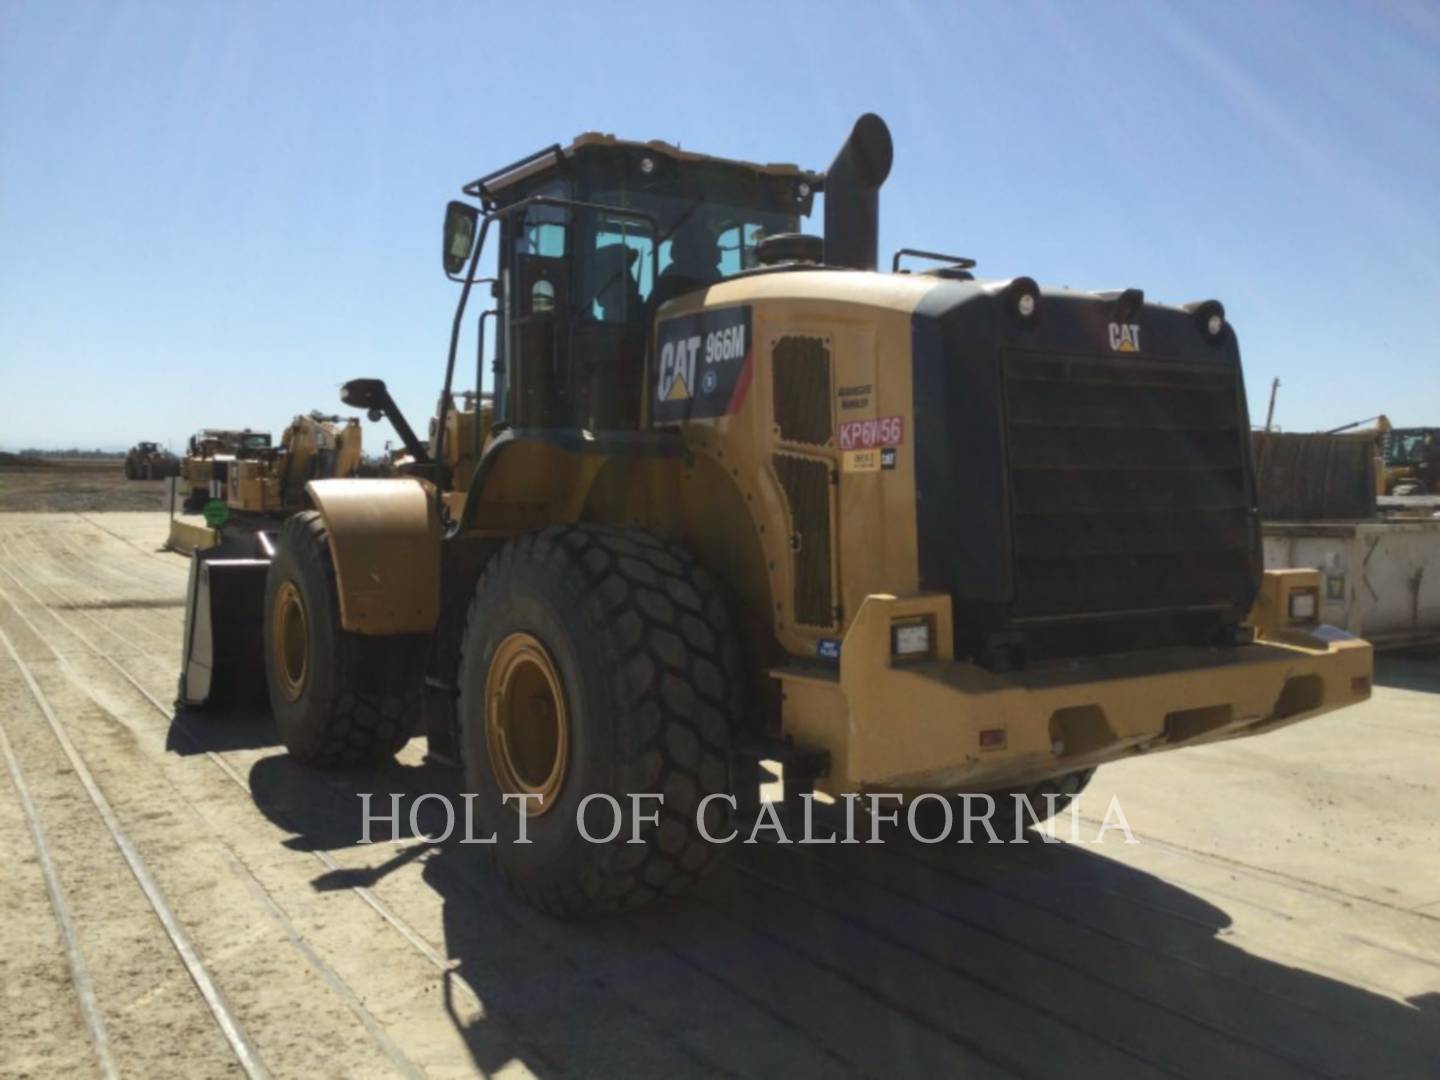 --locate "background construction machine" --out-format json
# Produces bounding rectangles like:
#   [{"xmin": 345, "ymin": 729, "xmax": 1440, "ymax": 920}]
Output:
[
  {"xmin": 180, "ymin": 428, "xmax": 272, "ymax": 512},
  {"xmin": 1382, "ymin": 426, "xmax": 1439, "ymax": 495},
  {"xmin": 222, "ymin": 412, "xmax": 363, "ymax": 516},
  {"xmin": 170, "ymin": 412, "xmax": 362, "ymax": 542},
  {"xmin": 181, "ymin": 114, "xmax": 1372, "ymax": 918},
  {"xmin": 123, "ymin": 440, "xmax": 180, "ymax": 480}
]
